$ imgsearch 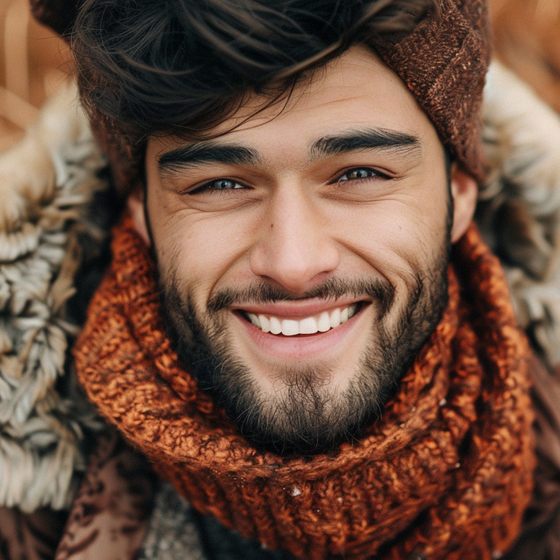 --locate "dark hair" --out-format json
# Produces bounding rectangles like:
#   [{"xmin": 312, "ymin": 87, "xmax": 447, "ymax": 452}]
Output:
[{"xmin": 71, "ymin": 0, "xmax": 438, "ymax": 148}]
